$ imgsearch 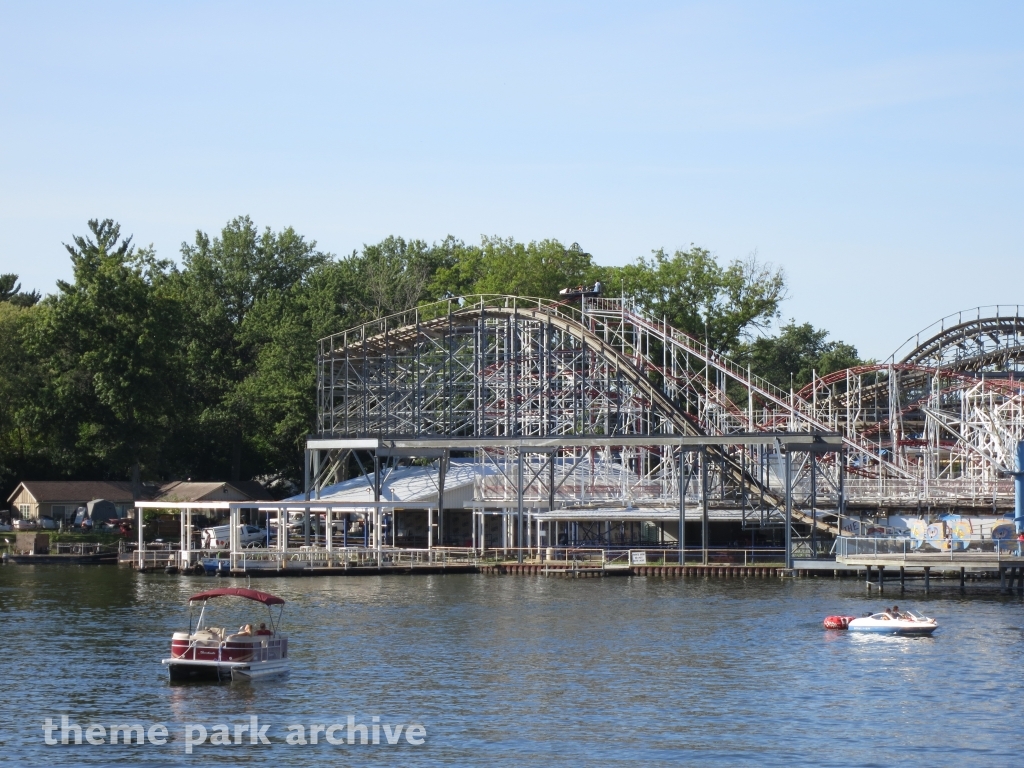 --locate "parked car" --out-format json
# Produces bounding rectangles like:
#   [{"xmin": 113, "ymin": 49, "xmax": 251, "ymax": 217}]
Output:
[
  {"xmin": 200, "ymin": 524, "xmax": 268, "ymax": 549},
  {"xmin": 279, "ymin": 510, "xmax": 346, "ymax": 534},
  {"xmin": 37, "ymin": 516, "xmax": 59, "ymax": 530},
  {"xmin": 12, "ymin": 518, "xmax": 37, "ymax": 530}
]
